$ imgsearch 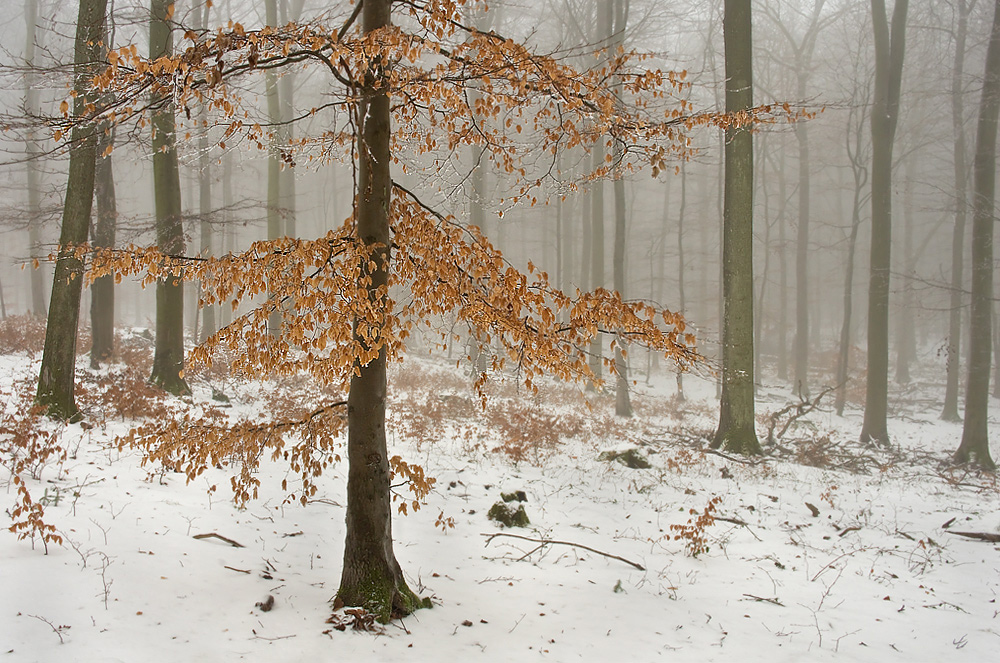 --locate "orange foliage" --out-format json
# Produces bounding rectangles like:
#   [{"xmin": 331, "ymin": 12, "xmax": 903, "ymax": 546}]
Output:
[{"xmin": 56, "ymin": 0, "xmax": 793, "ymax": 511}]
